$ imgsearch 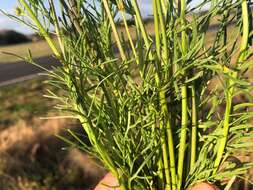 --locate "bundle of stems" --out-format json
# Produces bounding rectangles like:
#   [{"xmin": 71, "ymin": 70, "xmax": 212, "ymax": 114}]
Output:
[{"xmin": 5, "ymin": 0, "xmax": 253, "ymax": 189}]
